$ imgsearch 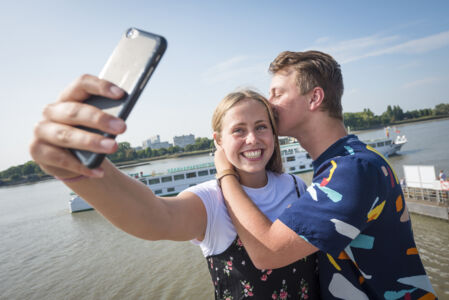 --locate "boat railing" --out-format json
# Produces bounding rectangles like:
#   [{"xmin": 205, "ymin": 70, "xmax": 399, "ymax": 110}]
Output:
[
  {"xmin": 167, "ymin": 162, "xmax": 215, "ymax": 174},
  {"xmin": 402, "ymin": 186, "xmax": 449, "ymax": 206}
]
